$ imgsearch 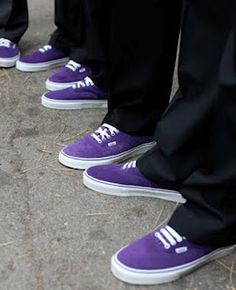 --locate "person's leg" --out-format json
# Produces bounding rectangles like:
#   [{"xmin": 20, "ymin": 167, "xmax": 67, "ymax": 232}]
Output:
[
  {"xmin": 16, "ymin": 0, "xmax": 85, "ymax": 73},
  {"xmin": 103, "ymin": 0, "xmax": 182, "ymax": 136},
  {"xmin": 41, "ymin": 0, "xmax": 109, "ymax": 115},
  {"xmin": 49, "ymin": 0, "xmax": 83, "ymax": 53},
  {"xmin": 48, "ymin": 0, "xmax": 182, "ymax": 114},
  {"xmin": 44, "ymin": 0, "xmax": 109, "ymax": 92},
  {"xmin": 137, "ymin": 0, "xmax": 235, "ymax": 191},
  {"xmin": 168, "ymin": 26, "xmax": 236, "ymax": 247},
  {"xmin": 58, "ymin": 0, "xmax": 183, "ymax": 170},
  {"xmin": 0, "ymin": 0, "xmax": 27, "ymax": 67},
  {"xmin": 0, "ymin": 0, "xmax": 28, "ymax": 43},
  {"xmin": 109, "ymin": 0, "xmax": 236, "ymax": 285},
  {"xmin": 70, "ymin": 0, "xmax": 110, "ymax": 78},
  {"xmin": 49, "ymin": 0, "xmax": 110, "ymax": 69}
]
